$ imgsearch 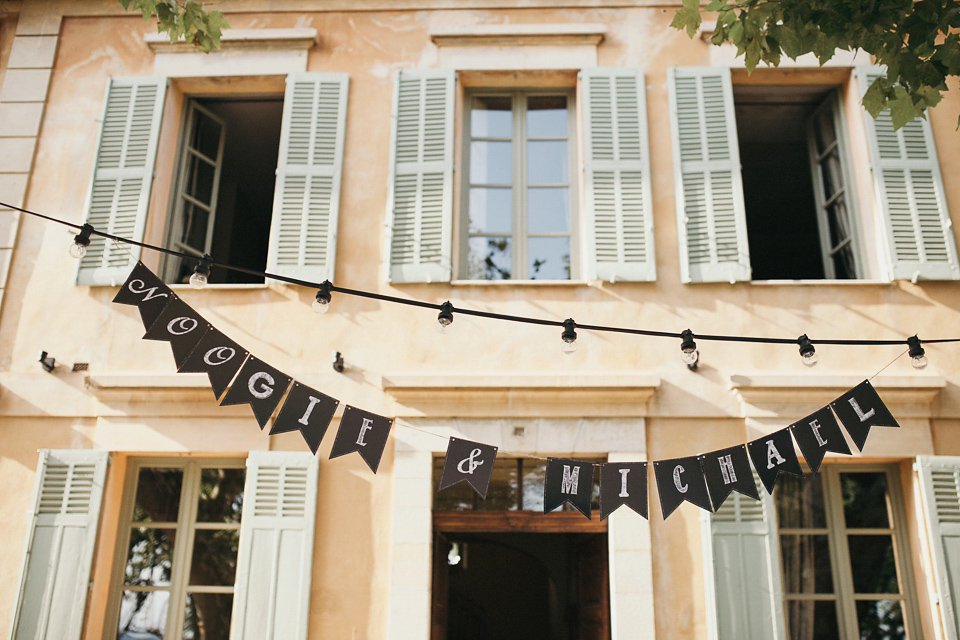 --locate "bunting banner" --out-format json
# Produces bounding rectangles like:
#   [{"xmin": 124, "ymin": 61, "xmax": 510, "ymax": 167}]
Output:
[
  {"xmin": 544, "ymin": 458, "xmax": 595, "ymax": 518},
  {"xmin": 654, "ymin": 456, "xmax": 713, "ymax": 518},
  {"xmin": 747, "ymin": 427, "xmax": 804, "ymax": 495},
  {"xmin": 219, "ymin": 356, "xmax": 293, "ymax": 429},
  {"xmin": 599, "ymin": 462, "xmax": 648, "ymax": 520},
  {"xmin": 112, "ymin": 261, "xmax": 175, "ymax": 330},
  {"xmin": 270, "ymin": 382, "xmax": 340, "ymax": 454},
  {"xmin": 831, "ymin": 379, "xmax": 900, "ymax": 450},
  {"xmin": 438, "ymin": 438, "xmax": 499, "ymax": 499},
  {"xmin": 329, "ymin": 405, "xmax": 393, "ymax": 473},
  {"xmin": 142, "ymin": 297, "xmax": 210, "ymax": 368},
  {"xmin": 699, "ymin": 444, "xmax": 759, "ymax": 509},
  {"xmin": 177, "ymin": 327, "xmax": 249, "ymax": 399},
  {"xmin": 789, "ymin": 406, "xmax": 851, "ymax": 473}
]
